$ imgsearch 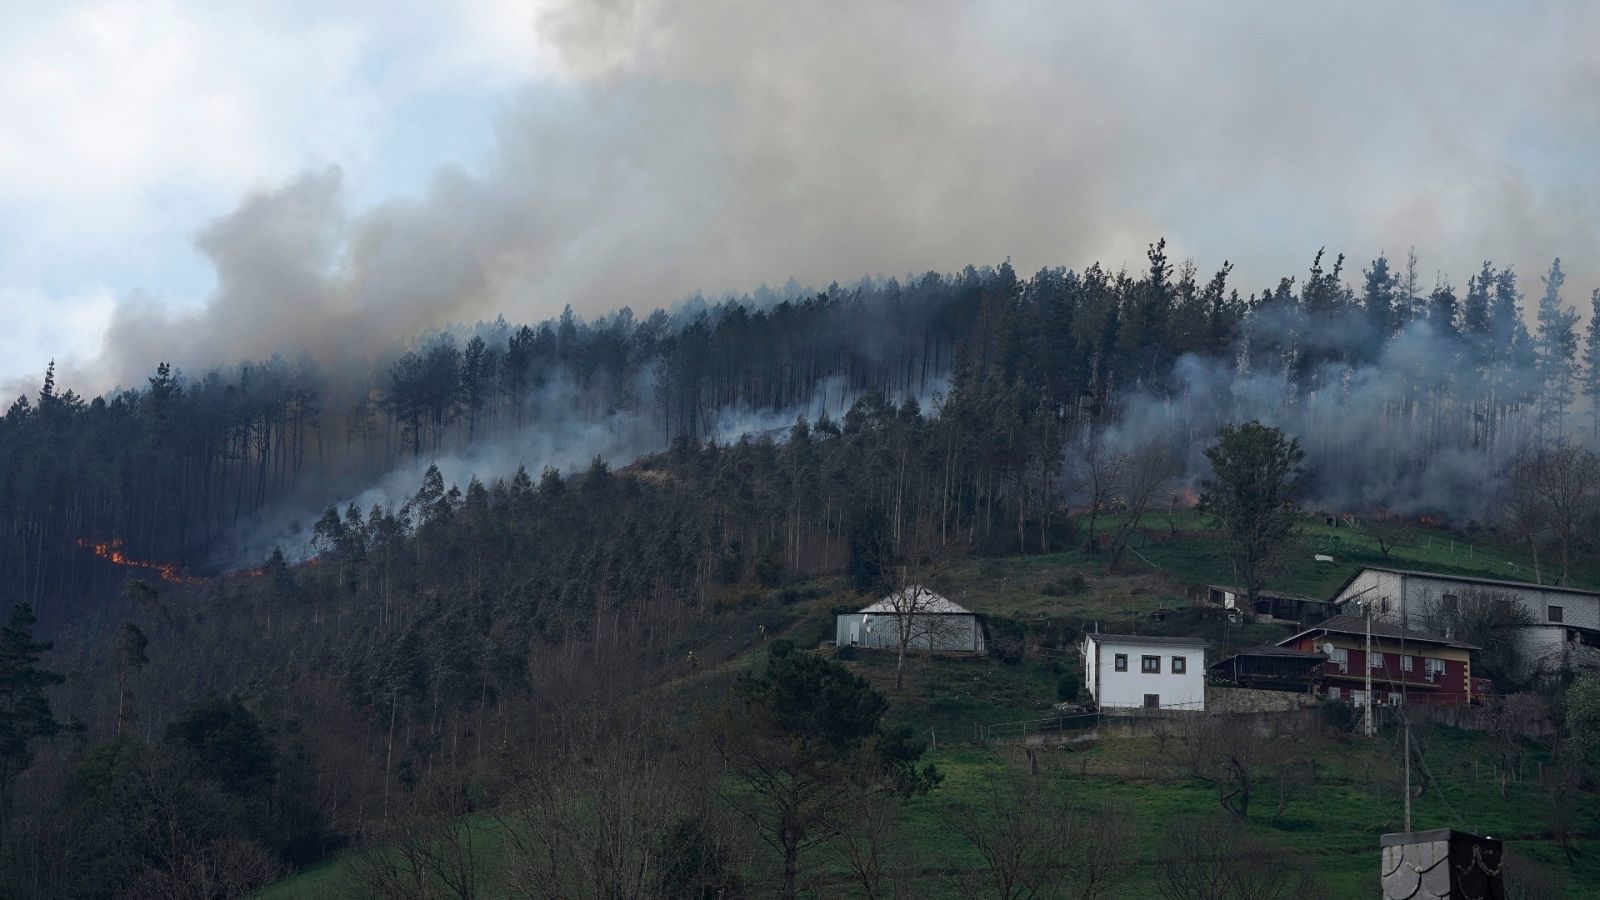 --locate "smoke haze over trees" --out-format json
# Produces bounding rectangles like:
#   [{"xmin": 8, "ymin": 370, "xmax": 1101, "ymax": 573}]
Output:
[{"xmin": 8, "ymin": 242, "xmax": 1600, "ymax": 629}]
